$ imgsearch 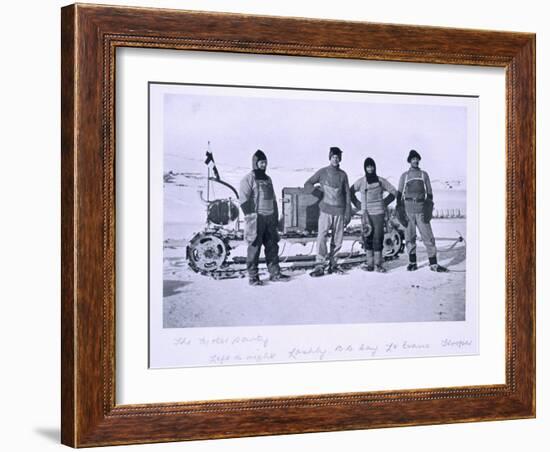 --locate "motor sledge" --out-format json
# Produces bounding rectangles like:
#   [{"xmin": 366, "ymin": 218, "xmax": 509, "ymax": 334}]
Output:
[{"xmin": 185, "ymin": 152, "xmax": 405, "ymax": 279}]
